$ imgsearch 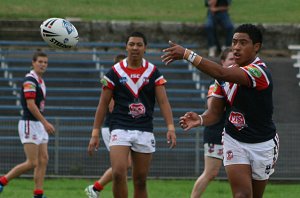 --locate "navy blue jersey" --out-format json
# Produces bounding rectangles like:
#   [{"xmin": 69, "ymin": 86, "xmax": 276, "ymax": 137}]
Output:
[
  {"xmin": 20, "ymin": 70, "xmax": 46, "ymax": 120},
  {"xmin": 212, "ymin": 57, "xmax": 276, "ymax": 143},
  {"xmin": 101, "ymin": 58, "xmax": 167, "ymax": 132},
  {"xmin": 203, "ymin": 82, "xmax": 225, "ymax": 144}
]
